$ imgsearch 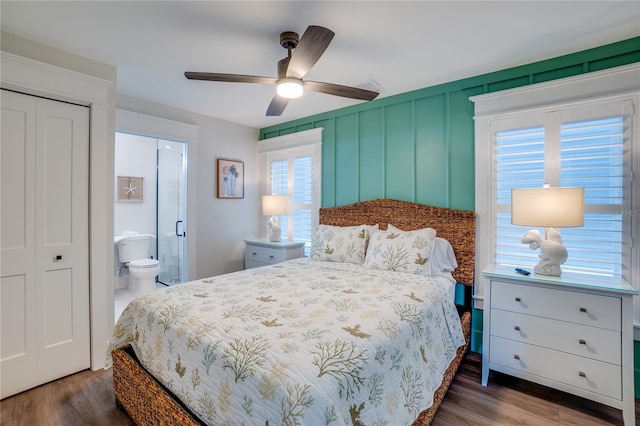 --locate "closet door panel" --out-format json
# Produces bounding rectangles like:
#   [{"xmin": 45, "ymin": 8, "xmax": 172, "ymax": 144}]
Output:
[
  {"xmin": 43, "ymin": 269, "xmax": 74, "ymax": 345},
  {"xmin": 0, "ymin": 90, "xmax": 90, "ymax": 398},
  {"xmin": 36, "ymin": 98, "xmax": 90, "ymax": 382},
  {"xmin": 0, "ymin": 90, "xmax": 38, "ymax": 398}
]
